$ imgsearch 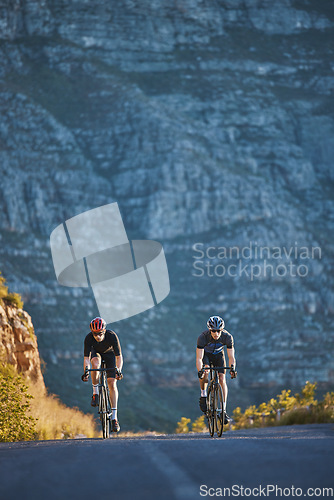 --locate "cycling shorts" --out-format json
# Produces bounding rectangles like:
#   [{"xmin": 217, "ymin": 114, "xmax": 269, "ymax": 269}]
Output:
[
  {"xmin": 90, "ymin": 349, "xmax": 117, "ymax": 379},
  {"xmin": 202, "ymin": 351, "xmax": 226, "ymax": 374}
]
